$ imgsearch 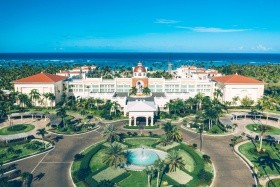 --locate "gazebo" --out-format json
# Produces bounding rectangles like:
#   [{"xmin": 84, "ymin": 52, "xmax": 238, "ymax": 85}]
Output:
[{"xmin": 125, "ymin": 100, "xmax": 158, "ymax": 126}]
